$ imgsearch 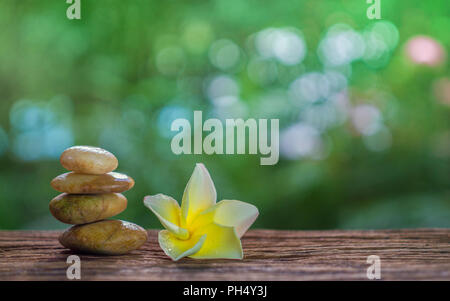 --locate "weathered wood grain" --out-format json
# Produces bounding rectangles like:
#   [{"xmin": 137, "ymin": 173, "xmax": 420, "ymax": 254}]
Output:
[{"xmin": 0, "ymin": 229, "xmax": 448, "ymax": 280}]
